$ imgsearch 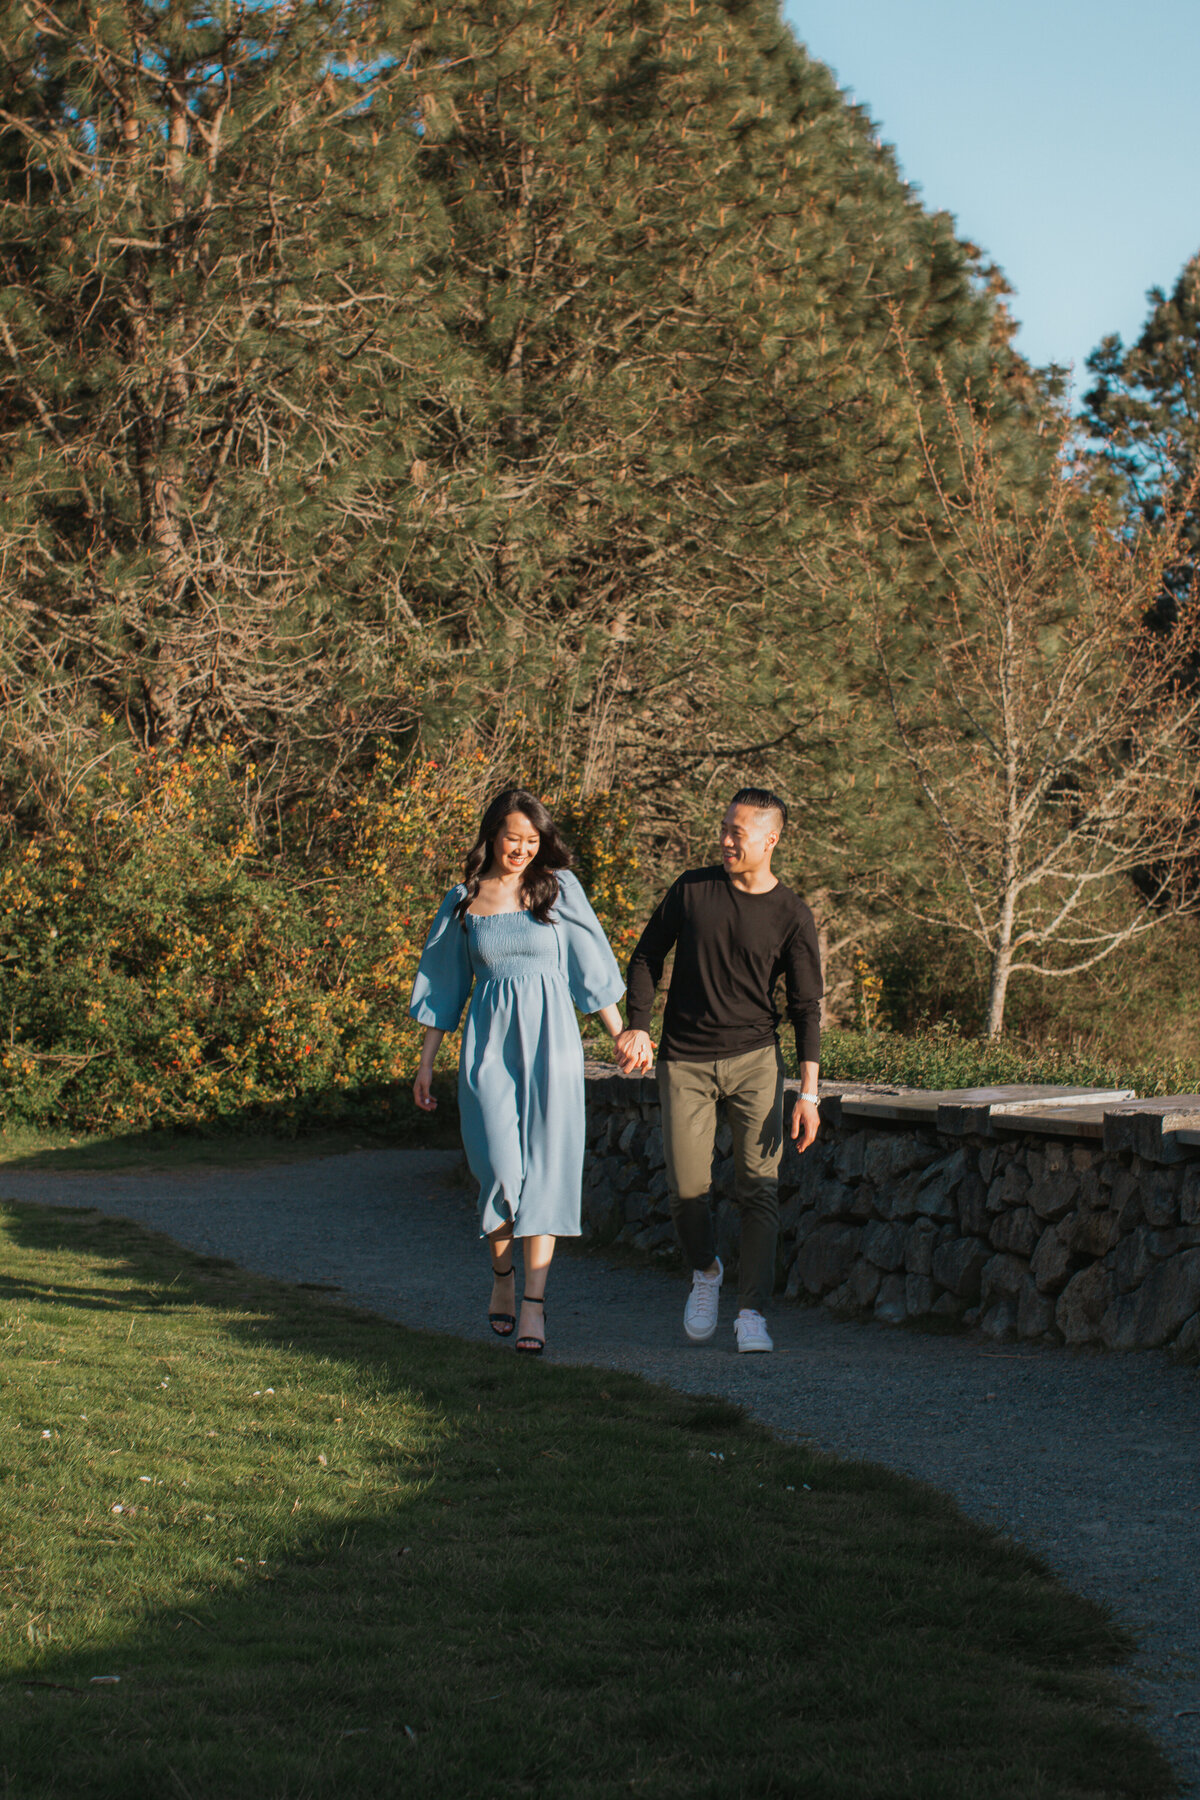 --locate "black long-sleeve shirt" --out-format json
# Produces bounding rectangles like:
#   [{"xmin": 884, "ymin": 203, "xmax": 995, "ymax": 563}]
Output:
[{"xmin": 625, "ymin": 866, "xmax": 823, "ymax": 1065}]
